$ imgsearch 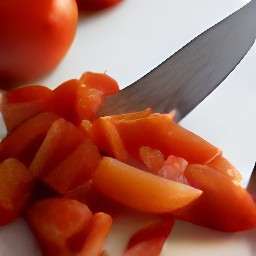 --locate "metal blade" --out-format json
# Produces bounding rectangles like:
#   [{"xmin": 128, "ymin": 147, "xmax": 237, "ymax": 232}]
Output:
[
  {"xmin": 99, "ymin": 0, "xmax": 256, "ymax": 121},
  {"xmin": 247, "ymin": 162, "xmax": 256, "ymax": 195}
]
